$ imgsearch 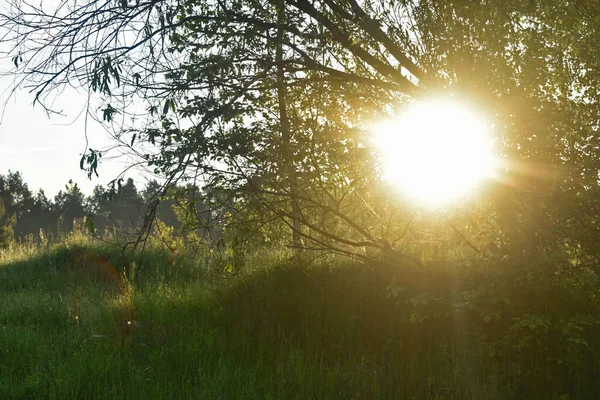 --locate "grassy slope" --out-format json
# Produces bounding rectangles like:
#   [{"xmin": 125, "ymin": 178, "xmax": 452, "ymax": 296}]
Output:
[
  {"xmin": 0, "ymin": 242, "xmax": 382, "ymax": 400},
  {"xmin": 1, "ymin": 238, "xmax": 598, "ymax": 399}
]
